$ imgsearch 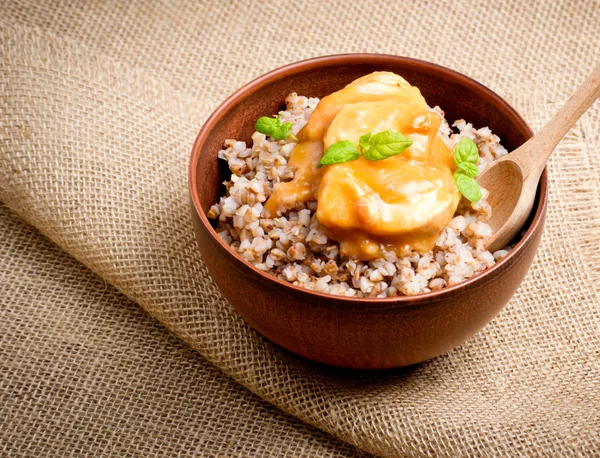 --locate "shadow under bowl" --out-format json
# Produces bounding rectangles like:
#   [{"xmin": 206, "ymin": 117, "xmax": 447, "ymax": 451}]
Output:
[{"xmin": 189, "ymin": 54, "xmax": 547, "ymax": 369}]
